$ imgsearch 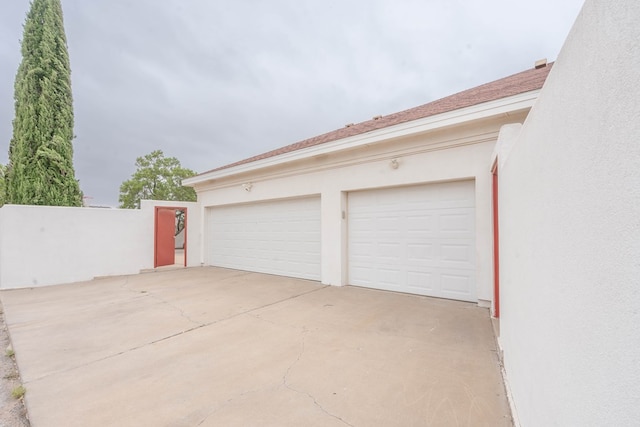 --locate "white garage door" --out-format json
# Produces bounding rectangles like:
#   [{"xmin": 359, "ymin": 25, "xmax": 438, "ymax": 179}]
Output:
[
  {"xmin": 348, "ymin": 181, "xmax": 476, "ymax": 301},
  {"xmin": 208, "ymin": 197, "xmax": 321, "ymax": 280}
]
